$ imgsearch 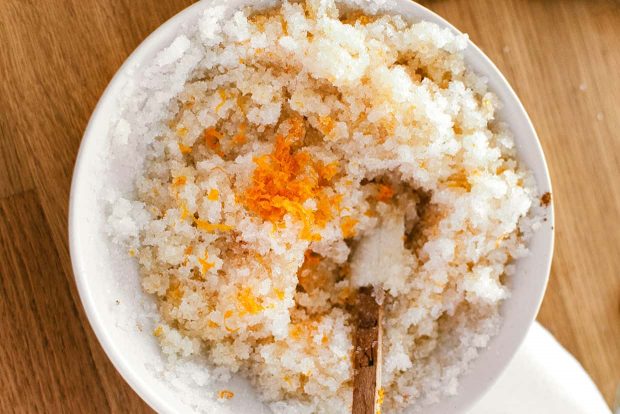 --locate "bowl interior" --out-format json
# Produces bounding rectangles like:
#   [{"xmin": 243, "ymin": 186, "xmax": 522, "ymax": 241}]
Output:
[{"xmin": 69, "ymin": 1, "xmax": 554, "ymax": 413}]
